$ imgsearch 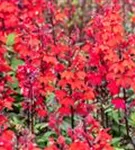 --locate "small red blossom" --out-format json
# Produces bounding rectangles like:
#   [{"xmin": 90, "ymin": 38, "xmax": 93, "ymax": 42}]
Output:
[{"xmin": 112, "ymin": 98, "xmax": 126, "ymax": 110}]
